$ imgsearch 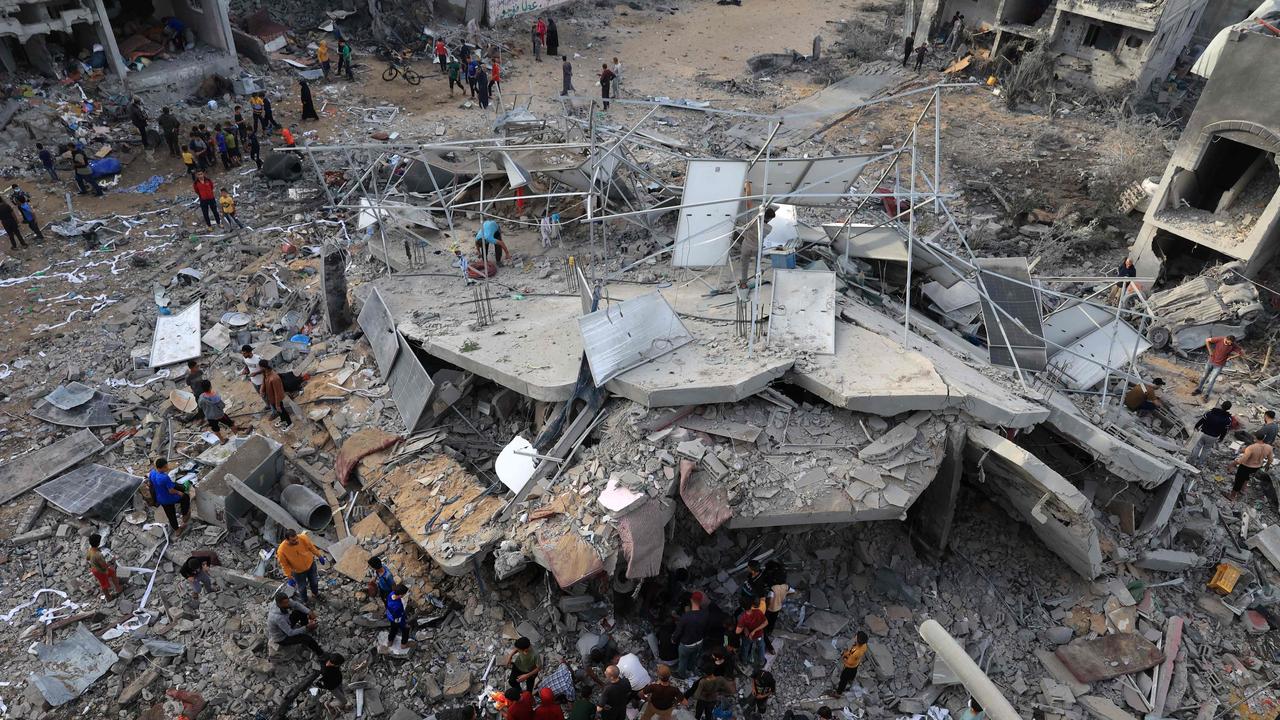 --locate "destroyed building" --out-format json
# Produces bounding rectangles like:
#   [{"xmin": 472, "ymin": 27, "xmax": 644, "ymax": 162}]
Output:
[
  {"xmin": 1129, "ymin": 22, "xmax": 1280, "ymax": 284},
  {"xmin": 932, "ymin": 0, "xmax": 1207, "ymax": 96},
  {"xmin": 0, "ymin": 0, "xmax": 236, "ymax": 90}
]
